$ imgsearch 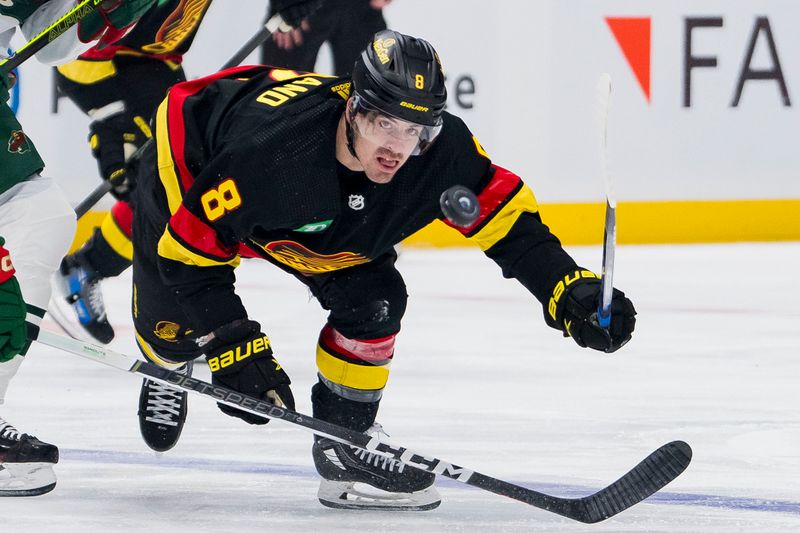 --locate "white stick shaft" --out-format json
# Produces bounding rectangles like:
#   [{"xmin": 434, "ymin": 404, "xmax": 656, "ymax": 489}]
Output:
[{"xmin": 596, "ymin": 73, "xmax": 616, "ymax": 326}]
